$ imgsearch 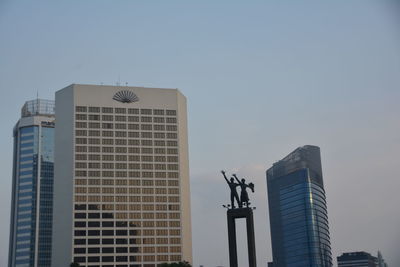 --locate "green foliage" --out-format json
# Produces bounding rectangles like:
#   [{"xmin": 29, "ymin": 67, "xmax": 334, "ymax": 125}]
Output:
[{"xmin": 159, "ymin": 261, "xmax": 191, "ymax": 267}]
